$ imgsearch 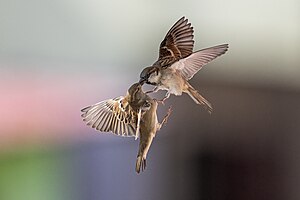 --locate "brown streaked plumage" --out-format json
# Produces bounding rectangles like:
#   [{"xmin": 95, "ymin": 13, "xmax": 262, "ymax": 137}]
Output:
[
  {"xmin": 135, "ymin": 99, "xmax": 171, "ymax": 173},
  {"xmin": 156, "ymin": 16, "xmax": 194, "ymax": 67},
  {"xmin": 81, "ymin": 83, "xmax": 146, "ymax": 137},
  {"xmin": 139, "ymin": 16, "xmax": 229, "ymax": 113},
  {"xmin": 81, "ymin": 83, "xmax": 172, "ymax": 173}
]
